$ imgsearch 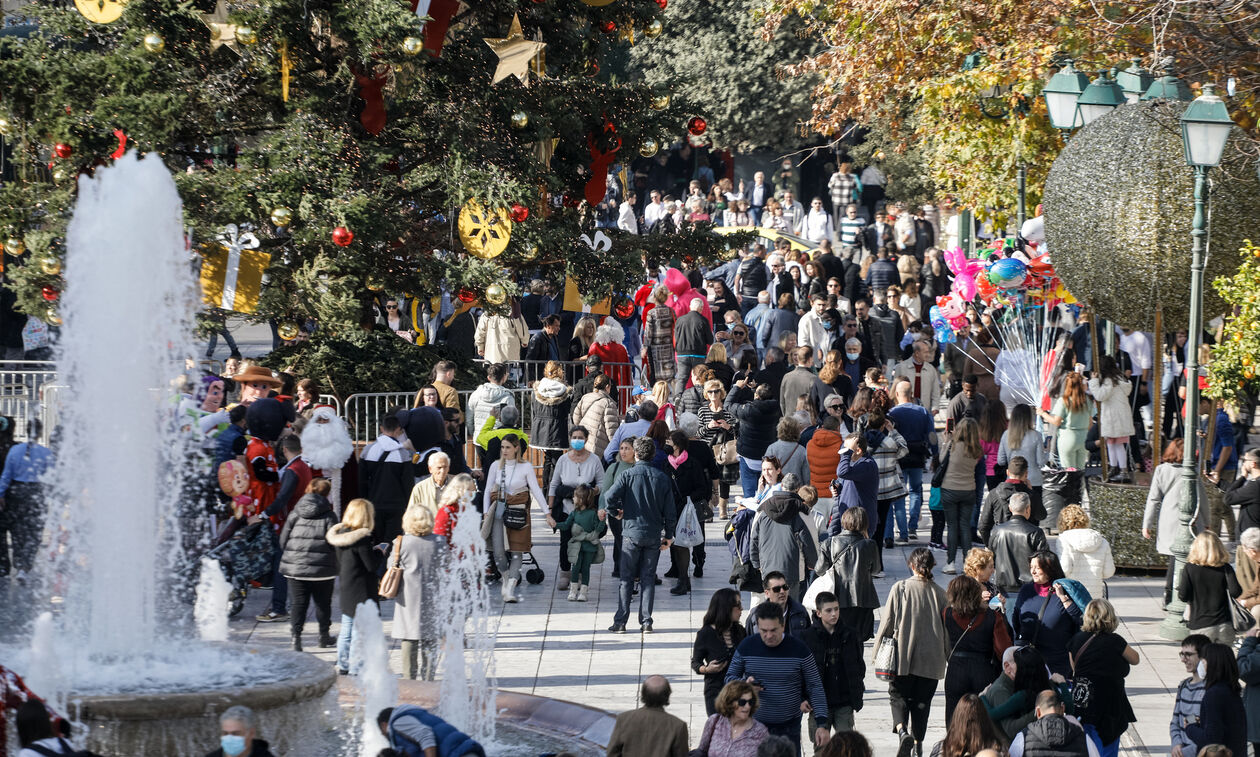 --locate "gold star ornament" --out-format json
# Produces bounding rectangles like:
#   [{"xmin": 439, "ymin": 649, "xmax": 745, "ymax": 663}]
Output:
[
  {"xmin": 483, "ymin": 14, "xmax": 546, "ymax": 86},
  {"xmin": 203, "ymin": 0, "xmax": 239, "ymax": 53}
]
